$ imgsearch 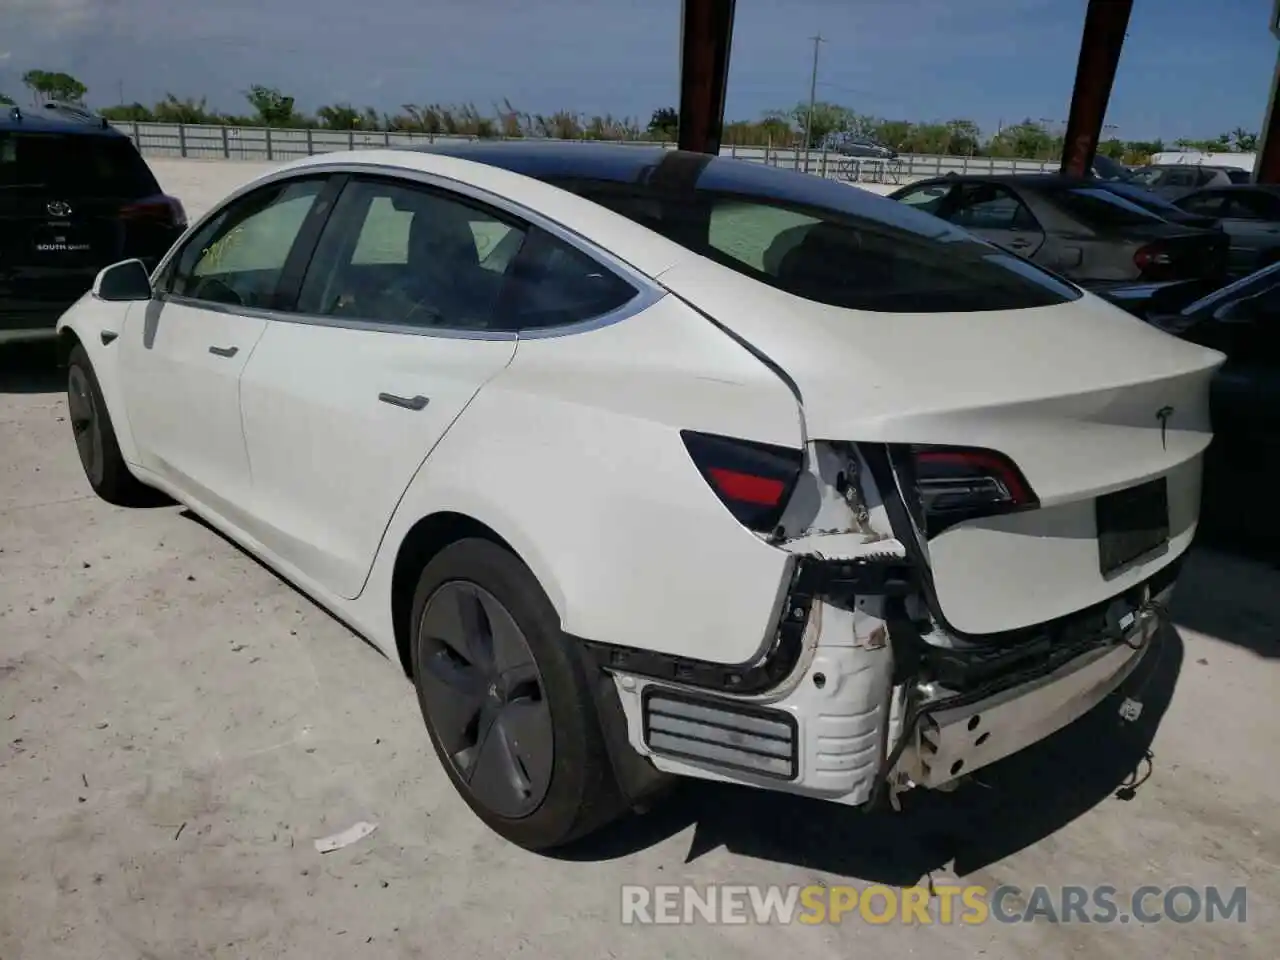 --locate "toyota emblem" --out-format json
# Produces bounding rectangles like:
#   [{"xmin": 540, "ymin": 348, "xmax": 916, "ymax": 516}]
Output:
[{"xmin": 46, "ymin": 200, "xmax": 72, "ymax": 217}]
